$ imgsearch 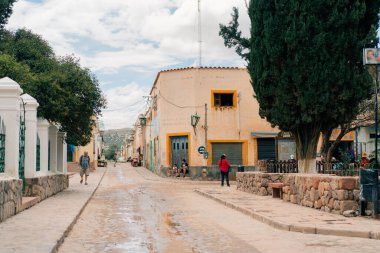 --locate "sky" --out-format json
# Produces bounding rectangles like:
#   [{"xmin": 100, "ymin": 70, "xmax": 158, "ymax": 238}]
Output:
[{"xmin": 7, "ymin": 0, "xmax": 250, "ymax": 129}]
